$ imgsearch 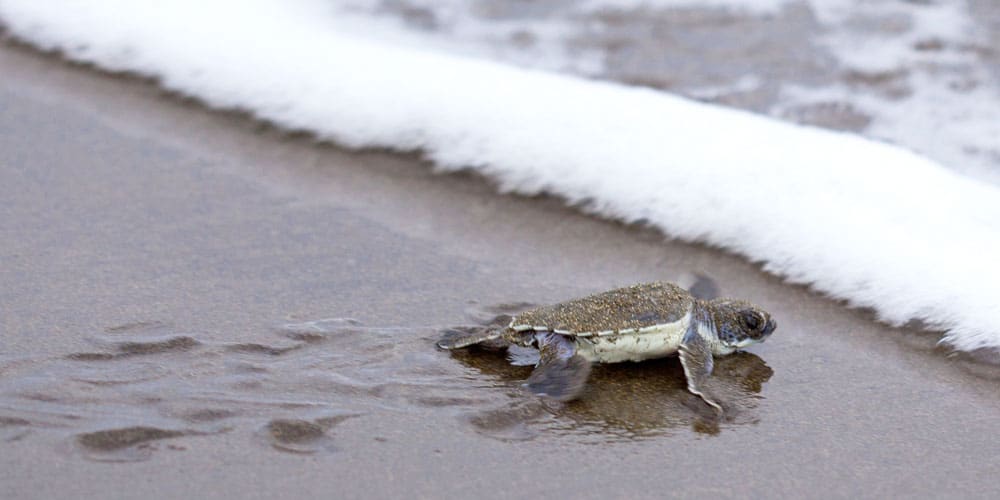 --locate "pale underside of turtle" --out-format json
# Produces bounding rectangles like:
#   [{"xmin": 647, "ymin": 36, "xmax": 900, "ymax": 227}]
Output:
[{"xmin": 438, "ymin": 280, "xmax": 776, "ymax": 412}]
